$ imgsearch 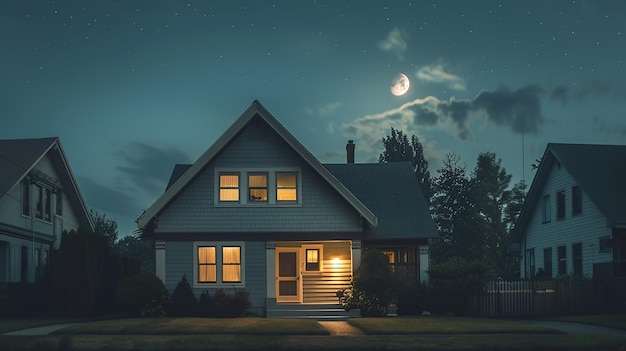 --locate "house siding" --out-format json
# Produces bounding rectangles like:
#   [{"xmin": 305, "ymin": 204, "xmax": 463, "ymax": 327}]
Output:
[
  {"xmin": 522, "ymin": 162, "xmax": 612, "ymax": 279},
  {"xmin": 156, "ymin": 120, "xmax": 362, "ymax": 233},
  {"xmin": 164, "ymin": 240, "xmax": 267, "ymax": 314}
]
